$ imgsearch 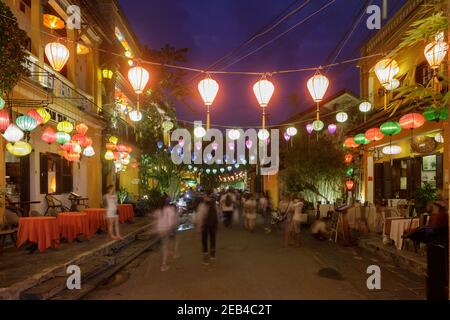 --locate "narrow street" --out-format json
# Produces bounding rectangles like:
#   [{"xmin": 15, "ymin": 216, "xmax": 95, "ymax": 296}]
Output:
[{"xmin": 87, "ymin": 222, "xmax": 426, "ymax": 300}]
